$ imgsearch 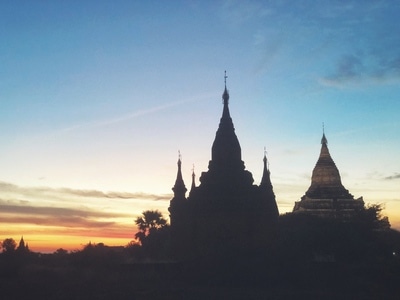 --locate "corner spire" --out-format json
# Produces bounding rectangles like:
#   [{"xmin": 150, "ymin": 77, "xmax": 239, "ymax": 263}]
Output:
[
  {"xmin": 172, "ymin": 151, "xmax": 187, "ymax": 198},
  {"xmin": 260, "ymin": 147, "xmax": 272, "ymax": 188},
  {"xmin": 190, "ymin": 164, "xmax": 196, "ymax": 194}
]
